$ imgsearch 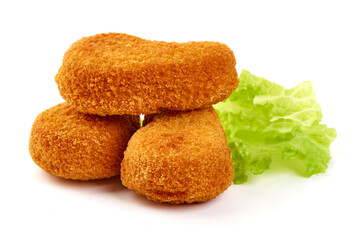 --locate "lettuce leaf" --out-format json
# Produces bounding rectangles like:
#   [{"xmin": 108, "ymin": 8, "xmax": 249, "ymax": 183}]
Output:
[{"xmin": 214, "ymin": 70, "xmax": 337, "ymax": 184}]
